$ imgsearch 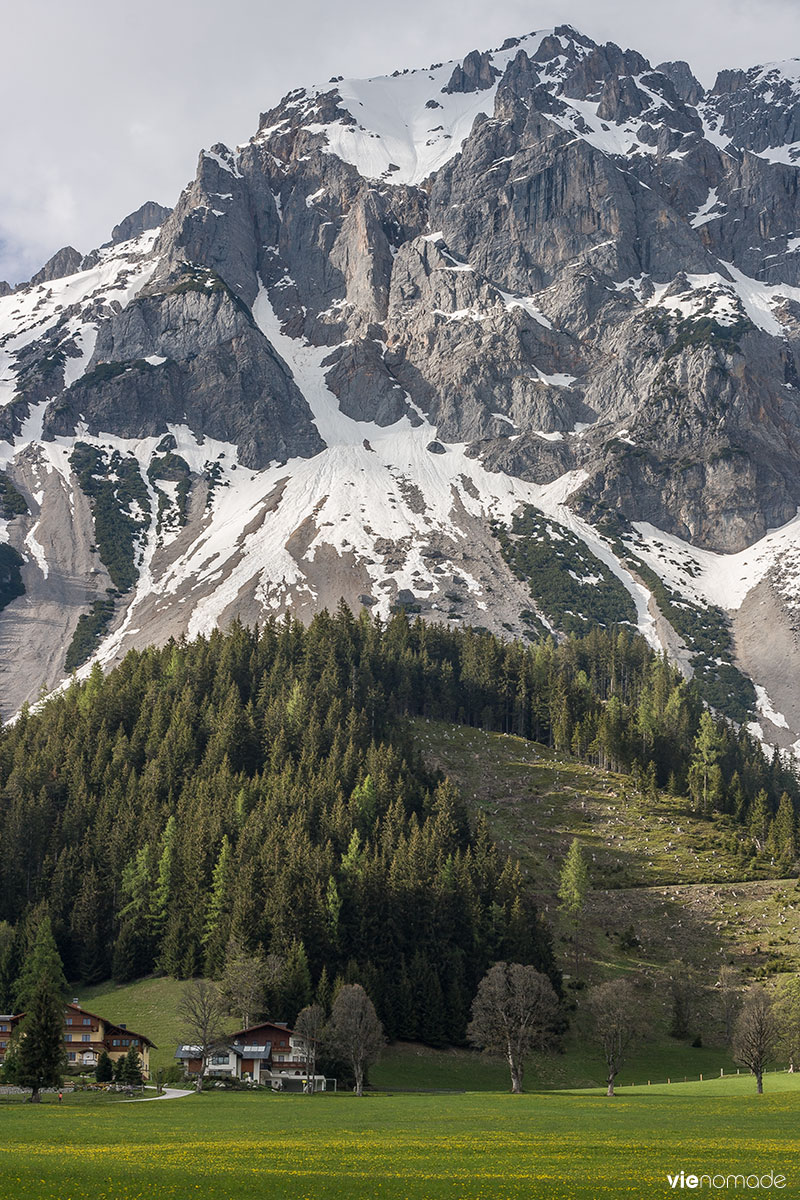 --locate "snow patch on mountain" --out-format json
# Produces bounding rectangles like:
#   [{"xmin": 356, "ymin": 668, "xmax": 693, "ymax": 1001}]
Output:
[{"xmin": 631, "ymin": 513, "xmax": 800, "ymax": 611}]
